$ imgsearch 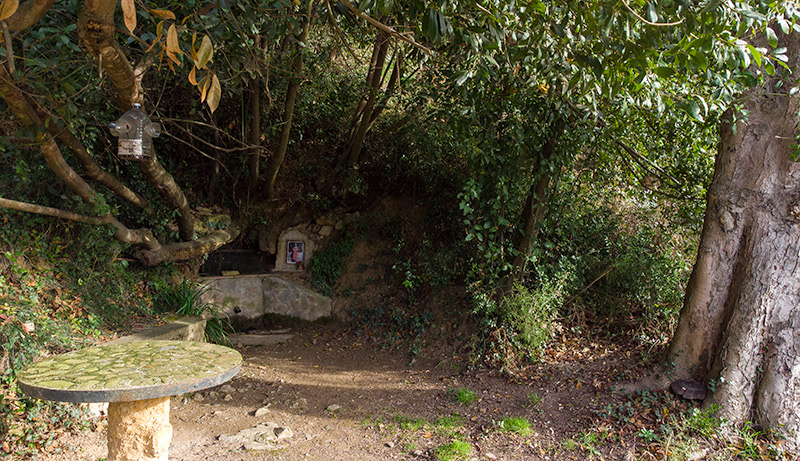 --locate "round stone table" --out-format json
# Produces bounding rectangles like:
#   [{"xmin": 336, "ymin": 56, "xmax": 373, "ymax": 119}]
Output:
[{"xmin": 17, "ymin": 340, "xmax": 242, "ymax": 461}]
